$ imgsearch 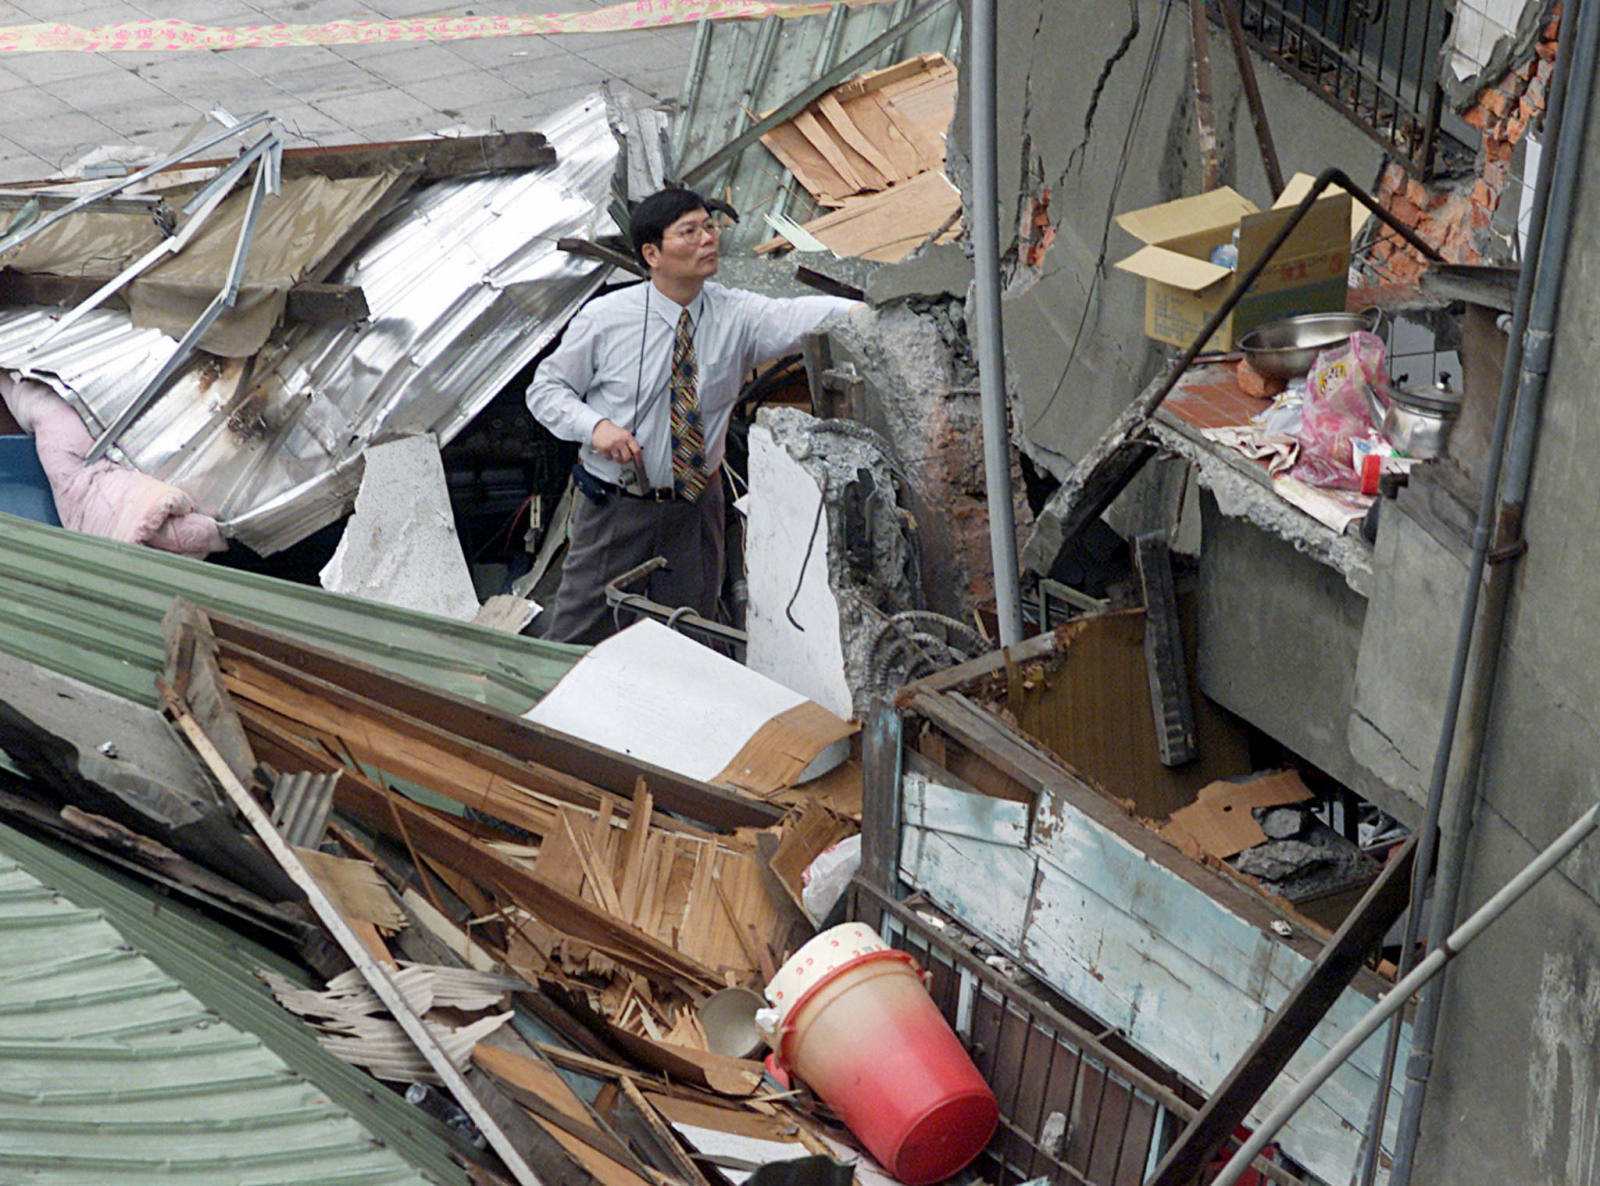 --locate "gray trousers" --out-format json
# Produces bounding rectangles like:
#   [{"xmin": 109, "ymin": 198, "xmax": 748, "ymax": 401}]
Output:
[{"xmin": 539, "ymin": 471, "xmax": 725, "ymax": 645}]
